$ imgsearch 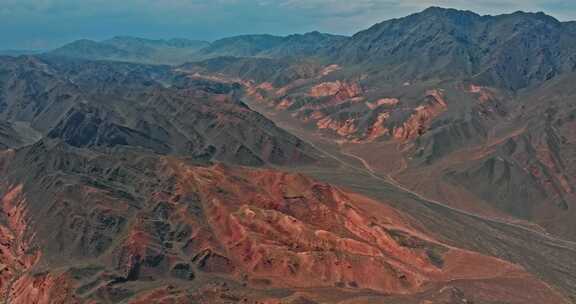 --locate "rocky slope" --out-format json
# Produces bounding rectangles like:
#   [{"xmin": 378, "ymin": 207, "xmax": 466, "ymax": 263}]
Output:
[
  {"xmin": 0, "ymin": 120, "xmax": 40, "ymax": 149},
  {"xmin": 184, "ymin": 7, "xmax": 576, "ymax": 245},
  {"xmin": 0, "ymin": 56, "xmax": 320, "ymax": 166},
  {"xmin": 0, "ymin": 140, "xmax": 567, "ymax": 303},
  {"xmin": 240, "ymin": 67, "xmax": 576, "ymax": 245}
]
